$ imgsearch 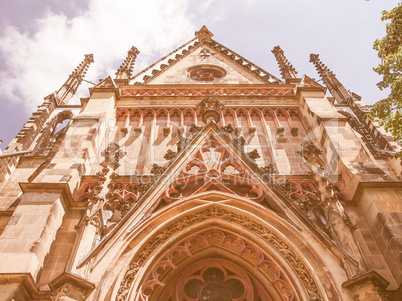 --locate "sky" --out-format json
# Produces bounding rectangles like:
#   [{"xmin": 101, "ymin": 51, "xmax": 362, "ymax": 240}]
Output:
[{"xmin": 0, "ymin": 0, "xmax": 398, "ymax": 151}]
